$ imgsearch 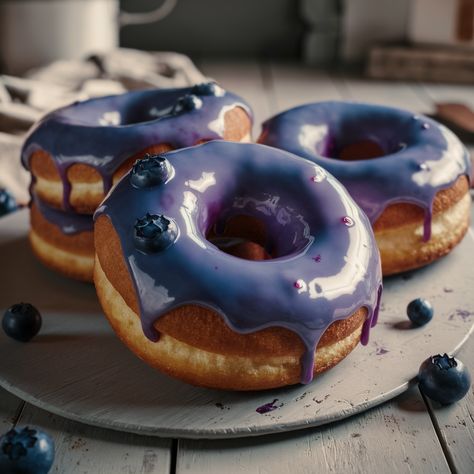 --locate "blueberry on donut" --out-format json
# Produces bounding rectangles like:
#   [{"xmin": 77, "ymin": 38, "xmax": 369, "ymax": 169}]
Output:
[
  {"xmin": 259, "ymin": 101, "xmax": 471, "ymax": 275},
  {"xmin": 93, "ymin": 141, "xmax": 382, "ymax": 390},
  {"xmin": 21, "ymin": 84, "xmax": 252, "ymax": 281}
]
